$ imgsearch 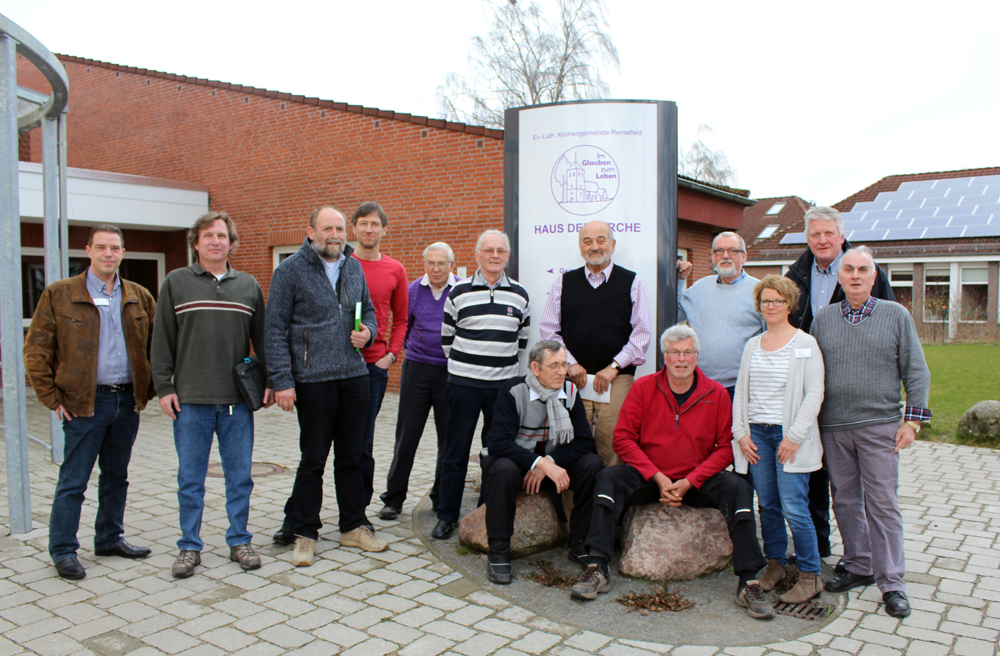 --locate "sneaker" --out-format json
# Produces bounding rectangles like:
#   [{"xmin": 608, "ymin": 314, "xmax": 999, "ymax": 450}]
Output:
[
  {"xmin": 291, "ymin": 537, "xmax": 316, "ymax": 567},
  {"xmin": 570, "ymin": 564, "xmax": 611, "ymax": 600},
  {"xmin": 339, "ymin": 525, "xmax": 388, "ymax": 552},
  {"xmin": 378, "ymin": 504, "xmax": 401, "ymax": 521},
  {"xmin": 758, "ymin": 559, "xmax": 785, "ymax": 591},
  {"xmin": 736, "ymin": 582, "xmax": 775, "ymax": 620},
  {"xmin": 172, "ymin": 550, "xmax": 201, "ymax": 578},
  {"xmin": 229, "ymin": 543, "xmax": 261, "ymax": 571}
]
